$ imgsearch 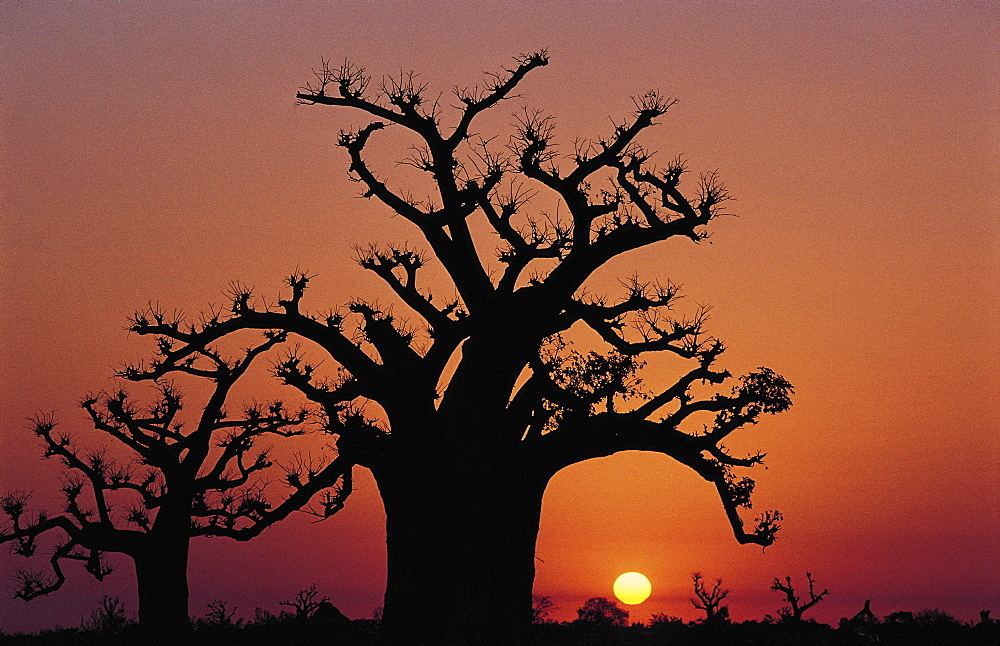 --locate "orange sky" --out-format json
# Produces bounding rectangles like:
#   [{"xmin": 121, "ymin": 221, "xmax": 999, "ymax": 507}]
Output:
[{"xmin": 2, "ymin": 0, "xmax": 997, "ymax": 632}]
